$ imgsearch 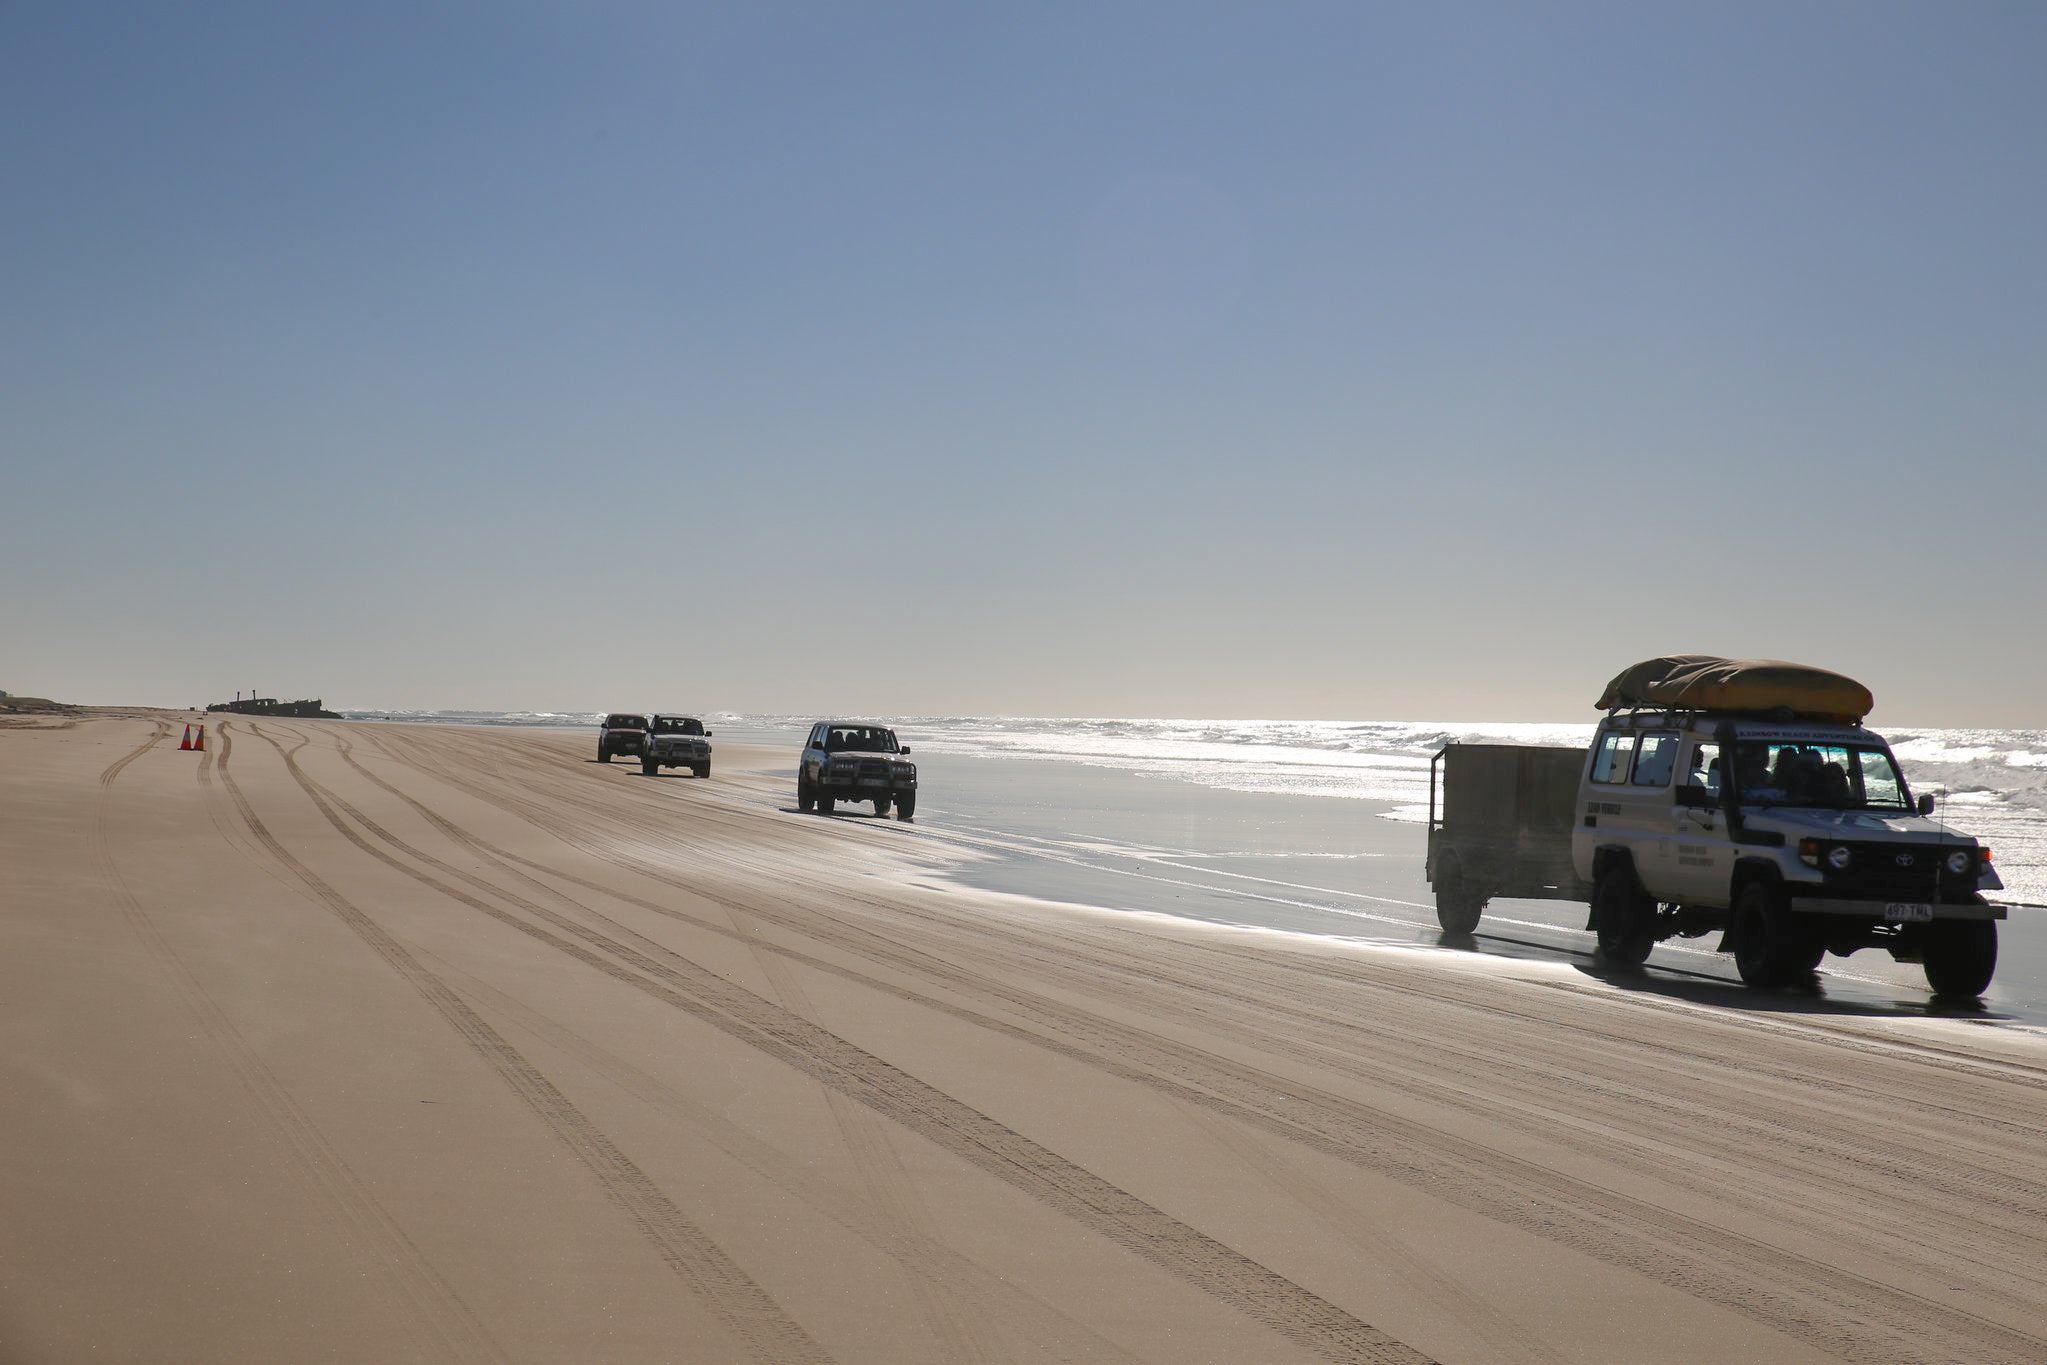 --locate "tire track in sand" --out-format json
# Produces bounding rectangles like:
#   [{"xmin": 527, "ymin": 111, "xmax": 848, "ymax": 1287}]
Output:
[
  {"xmin": 91, "ymin": 720, "xmax": 509, "ymax": 1364},
  {"xmin": 415, "ymin": 946, "xmax": 1156, "ymax": 1365},
  {"xmin": 261, "ymin": 724, "xmax": 1434, "ymax": 1365},
  {"xmin": 215, "ymin": 724, "xmax": 832, "ymax": 1365}
]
